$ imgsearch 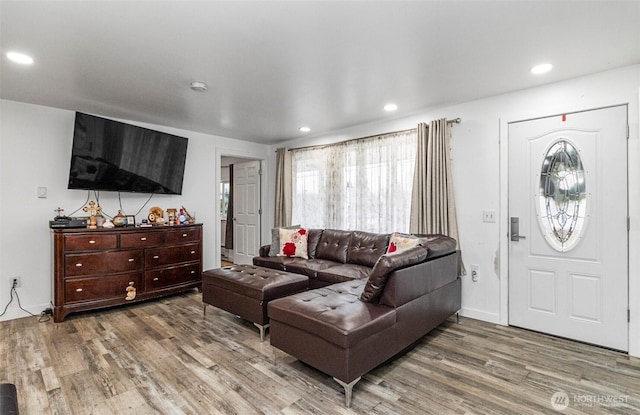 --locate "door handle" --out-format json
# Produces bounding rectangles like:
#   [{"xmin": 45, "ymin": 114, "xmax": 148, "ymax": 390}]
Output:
[{"xmin": 510, "ymin": 217, "xmax": 527, "ymax": 241}]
